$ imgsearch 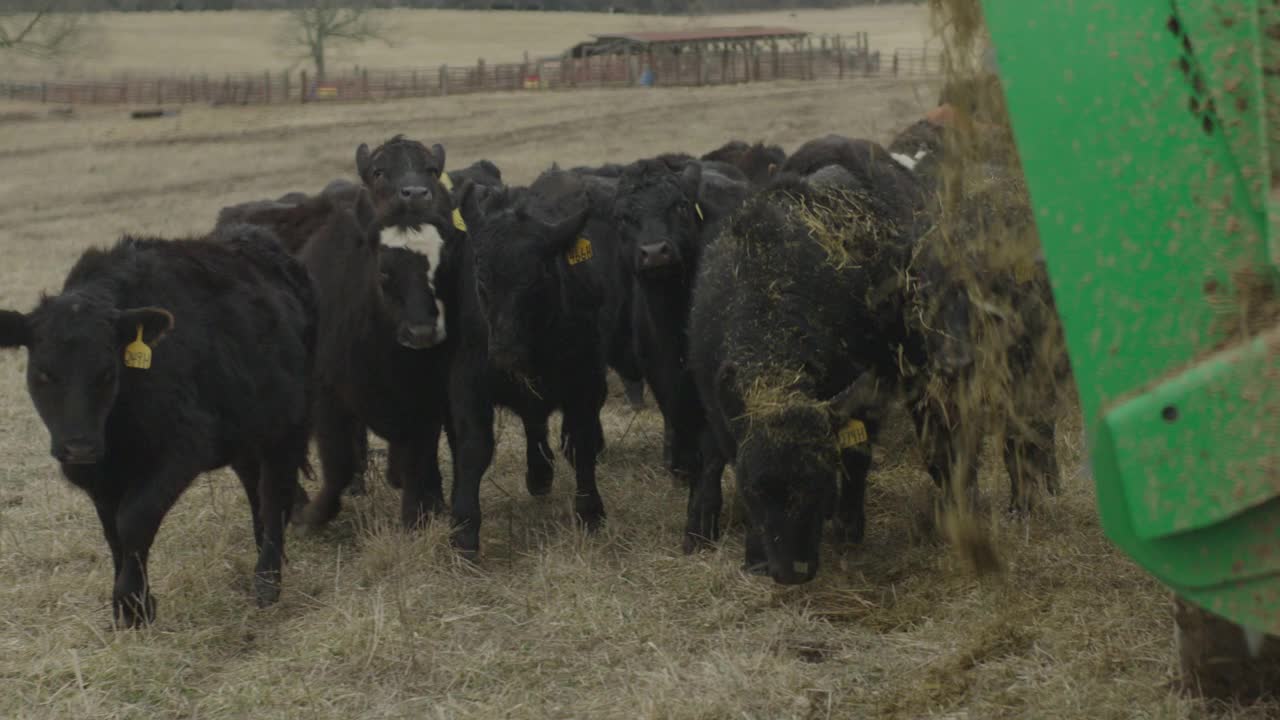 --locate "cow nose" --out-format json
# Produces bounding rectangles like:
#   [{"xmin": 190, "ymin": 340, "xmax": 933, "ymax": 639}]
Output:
[
  {"xmin": 397, "ymin": 323, "xmax": 442, "ymax": 350},
  {"xmin": 400, "ymin": 186, "xmax": 430, "ymax": 201},
  {"xmin": 638, "ymin": 241, "xmax": 676, "ymax": 271},
  {"xmin": 60, "ymin": 439, "xmax": 98, "ymax": 464}
]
